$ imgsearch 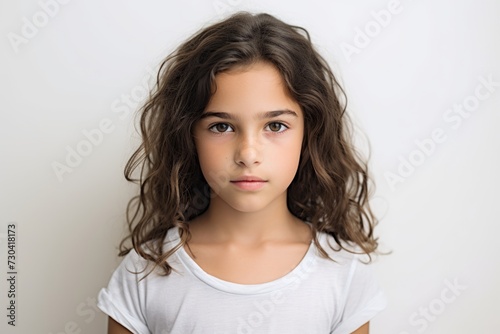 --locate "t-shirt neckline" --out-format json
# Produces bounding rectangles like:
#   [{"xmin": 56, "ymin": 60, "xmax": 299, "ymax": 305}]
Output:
[{"xmin": 170, "ymin": 226, "xmax": 318, "ymax": 295}]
